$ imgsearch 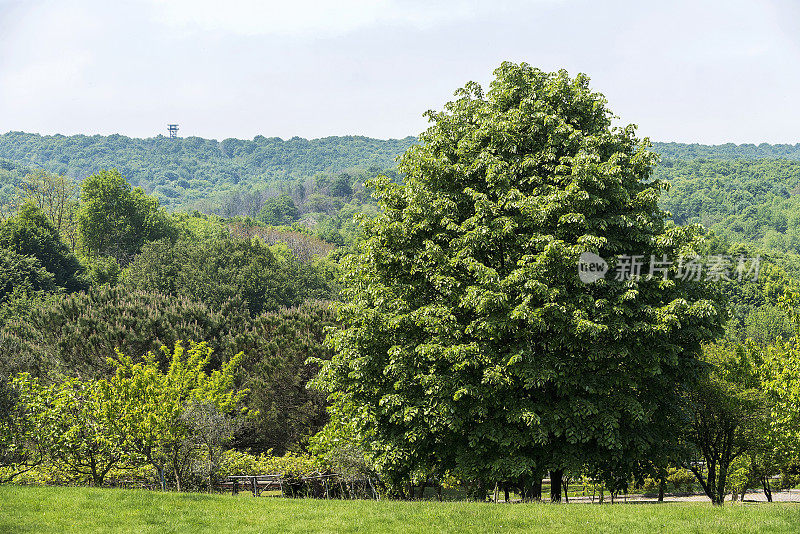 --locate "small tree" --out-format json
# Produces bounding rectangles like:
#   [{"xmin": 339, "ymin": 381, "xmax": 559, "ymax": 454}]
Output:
[
  {"xmin": 102, "ymin": 341, "xmax": 246, "ymax": 491},
  {"xmin": 182, "ymin": 400, "xmax": 235, "ymax": 492},
  {"xmin": 762, "ymin": 337, "xmax": 800, "ymax": 489},
  {"xmin": 0, "ymin": 374, "xmax": 47, "ymax": 483},
  {"xmin": 17, "ymin": 170, "xmax": 79, "ymax": 247},
  {"xmin": 259, "ymin": 195, "xmax": 299, "ymax": 226},
  {"xmin": 38, "ymin": 377, "xmax": 124, "ymax": 486},
  {"xmin": 0, "ymin": 203, "xmax": 85, "ymax": 291},
  {"xmin": 684, "ymin": 343, "xmax": 769, "ymax": 505}
]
